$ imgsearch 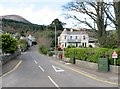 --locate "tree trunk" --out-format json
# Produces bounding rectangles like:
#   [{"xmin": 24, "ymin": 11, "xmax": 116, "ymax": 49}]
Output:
[
  {"xmin": 96, "ymin": 1, "xmax": 106, "ymax": 47},
  {"xmin": 113, "ymin": 1, "xmax": 120, "ymax": 48}
]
